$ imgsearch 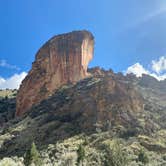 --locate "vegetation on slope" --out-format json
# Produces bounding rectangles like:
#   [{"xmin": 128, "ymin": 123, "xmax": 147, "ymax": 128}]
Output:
[{"xmin": 0, "ymin": 71, "xmax": 166, "ymax": 165}]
